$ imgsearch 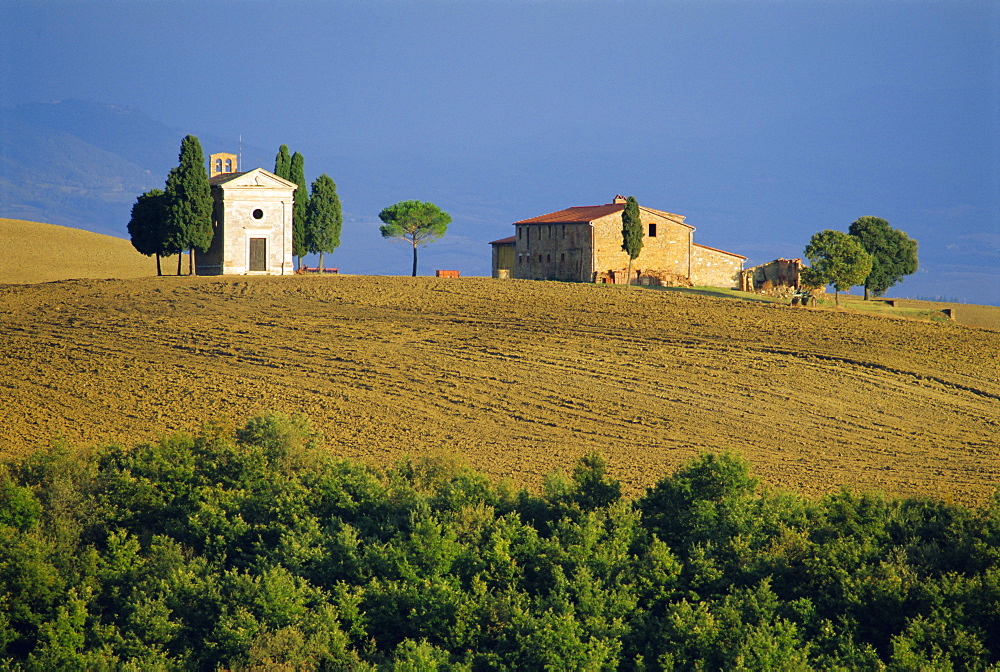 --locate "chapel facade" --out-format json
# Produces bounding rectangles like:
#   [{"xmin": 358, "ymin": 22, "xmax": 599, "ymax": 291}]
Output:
[{"xmin": 195, "ymin": 153, "xmax": 297, "ymax": 276}]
